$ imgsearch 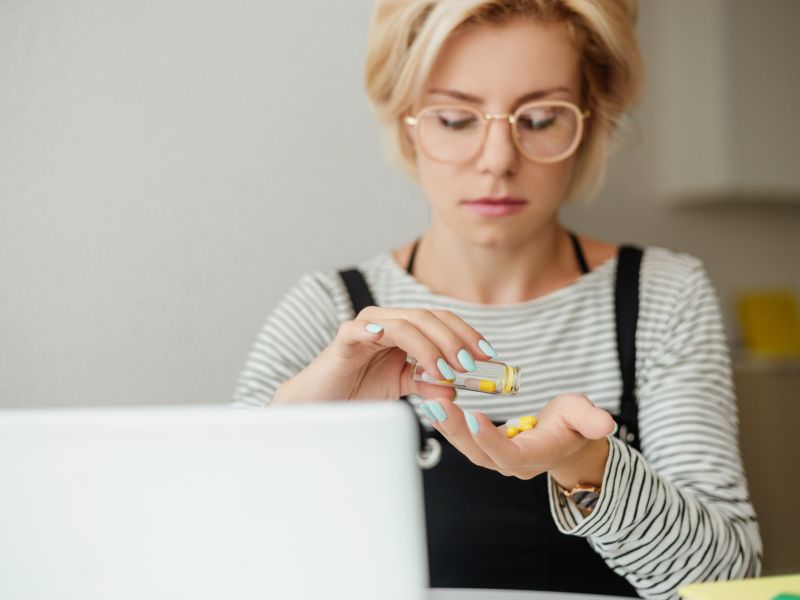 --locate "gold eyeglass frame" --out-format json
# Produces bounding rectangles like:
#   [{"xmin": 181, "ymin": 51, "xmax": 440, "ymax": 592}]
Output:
[{"xmin": 403, "ymin": 99, "xmax": 590, "ymax": 164}]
